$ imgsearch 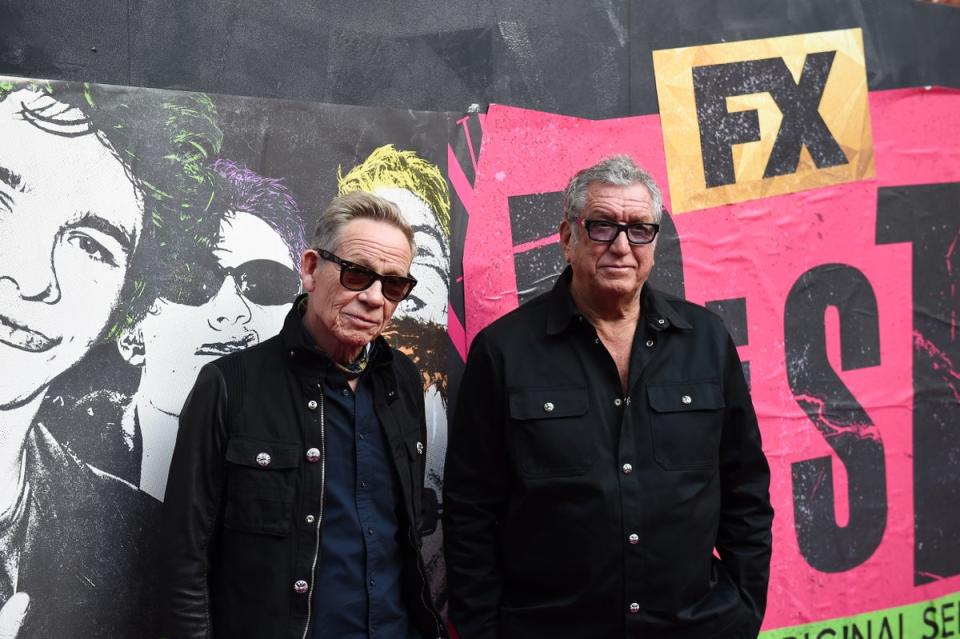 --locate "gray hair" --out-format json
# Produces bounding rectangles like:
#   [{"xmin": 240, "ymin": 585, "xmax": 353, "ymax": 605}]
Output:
[
  {"xmin": 562, "ymin": 154, "xmax": 663, "ymax": 225},
  {"xmin": 310, "ymin": 191, "xmax": 416, "ymax": 256}
]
